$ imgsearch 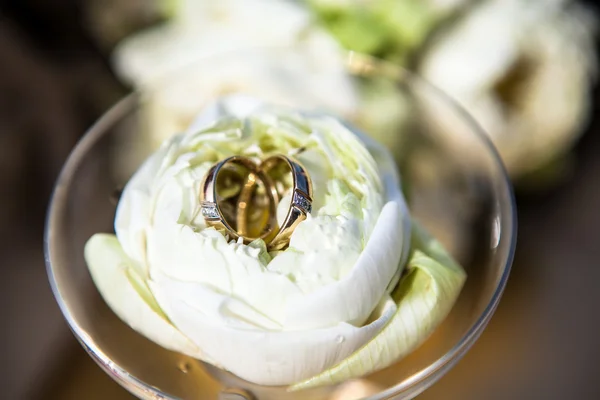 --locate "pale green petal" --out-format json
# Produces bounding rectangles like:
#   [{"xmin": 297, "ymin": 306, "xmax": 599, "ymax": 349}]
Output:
[
  {"xmin": 289, "ymin": 222, "xmax": 466, "ymax": 390},
  {"xmin": 84, "ymin": 233, "xmax": 202, "ymax": 358},
  {"xmin": 247, "ymin": 238, "xmax": 272, "ymax": 266}
]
